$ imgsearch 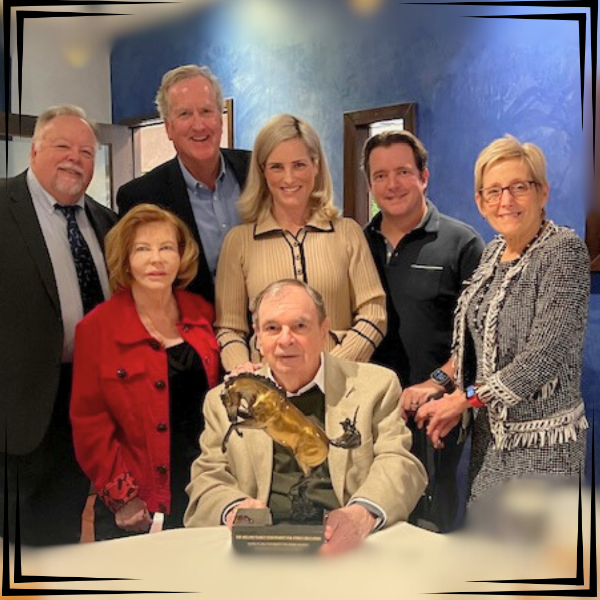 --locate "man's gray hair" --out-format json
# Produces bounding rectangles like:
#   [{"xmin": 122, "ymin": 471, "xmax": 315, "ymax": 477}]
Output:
[
  {"xmin": 252, "ymin": 279, "xmax": 327, "ymax": 327},
  {"xmin": 155, "ymin": 64, "xmax": 224, "ymax": 120},
  {"xmin": 32, "ymin": 105, "xmax": 98, "ymax": 145}
]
